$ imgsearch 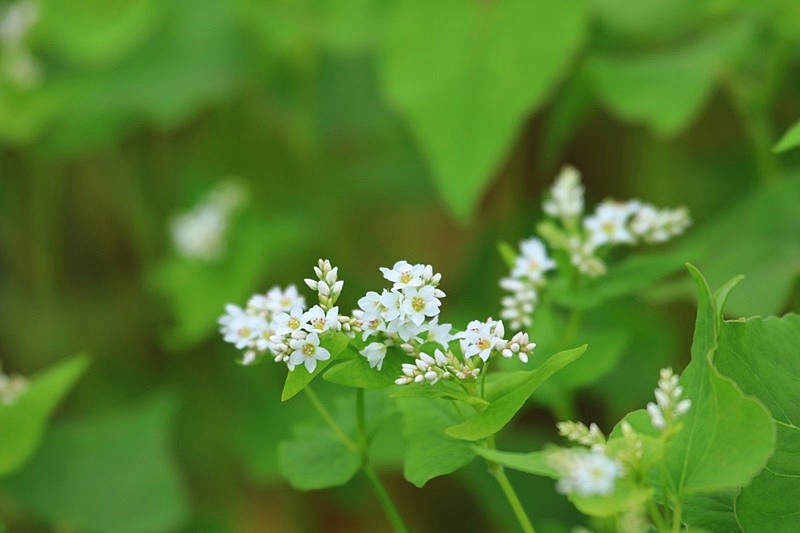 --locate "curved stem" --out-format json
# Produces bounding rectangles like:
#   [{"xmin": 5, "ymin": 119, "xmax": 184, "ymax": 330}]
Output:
[
  {"xmin": 356, "ymin": 389, "xmax": 409, "ymax": 533},
  {"xmin": 484, "ymin": 436, "xmax": 536, "ymax": 533},
  {"xmin": 303, "ymin": 387, "xmax": 357, "ymax": 452}
]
